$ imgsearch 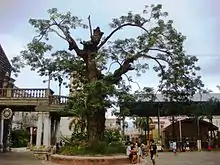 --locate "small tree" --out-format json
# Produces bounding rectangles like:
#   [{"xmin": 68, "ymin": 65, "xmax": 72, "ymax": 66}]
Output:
[
  {"xmin": 113, "ymin": 83, "xmax": 135, "ymax": 135},
  {"xmin": 114, "ymin": 86, "xmax": 156, "ymax": 135},
  {"xmin": 134, "ymin": 117, "xmax": 153, "ymax": 133},
  {"xmin": 12, "ymin": 4, "xmax": 203, "ymax": 142},
  {"xmin": 157, "ymin": 51, "xmax": 204, "ymax": 140}
]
